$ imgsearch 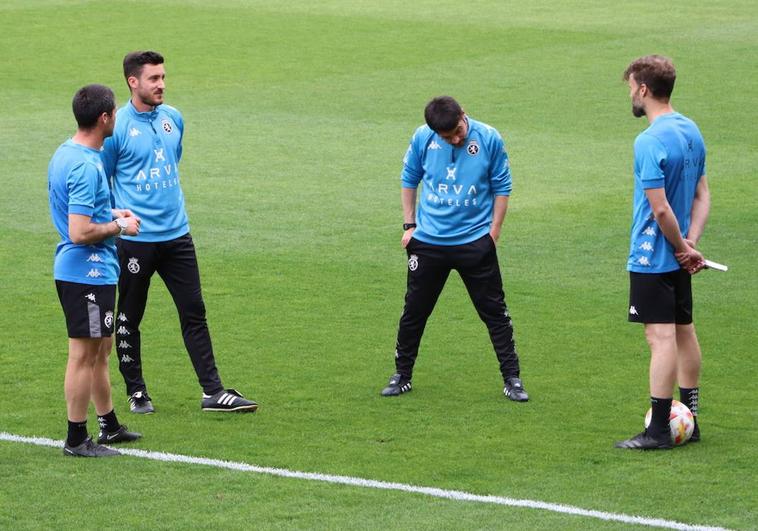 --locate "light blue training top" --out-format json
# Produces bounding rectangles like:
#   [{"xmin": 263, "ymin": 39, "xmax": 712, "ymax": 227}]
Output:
[
  {"xmin": 101, "ymin": 100, "xmax": 189, "ymax": 242},
  {"xmin": 401, "ymin": 117, "xmax": 512, "ymax": 246},
  {"xmin": 628, "ymin": 112, "xmax": 706, "ymax": 273},
  {"xmin": 48, "ymin": 139, "xmax": 119, "ymax": 284}
]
